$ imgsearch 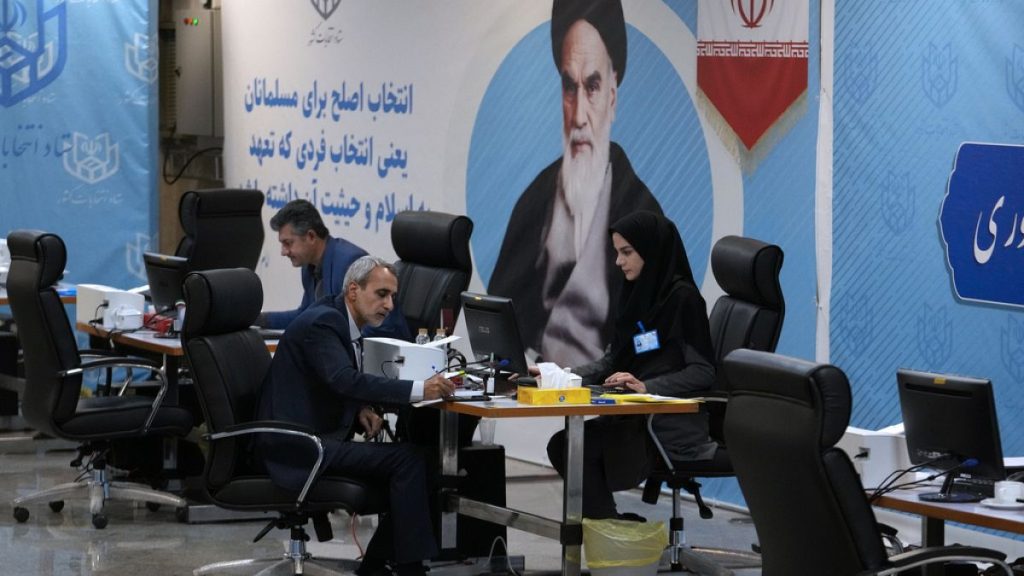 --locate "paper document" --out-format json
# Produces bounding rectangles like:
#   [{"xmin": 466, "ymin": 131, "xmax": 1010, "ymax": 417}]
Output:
[
  {"xmin": 606, "ymin": 394, "xmax": 699, "ymax": 404},
  {"xmin": 426, "ymin": 335, "xmax": 460, "ymax": 347}
]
